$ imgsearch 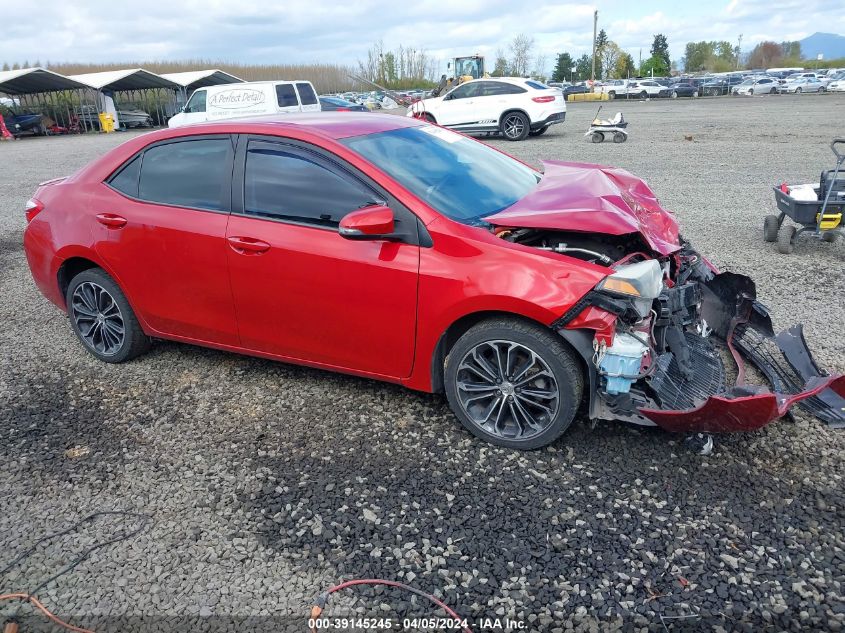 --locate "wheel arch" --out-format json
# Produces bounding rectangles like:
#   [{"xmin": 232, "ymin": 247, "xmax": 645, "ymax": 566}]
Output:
[
  {"xmin": 498, "ymin": 108, "xmax": 531, "ymax": 128},
  {"xmin": 429, "ymin": 310, "xmax": 584, "ymax": 394},
  {"xmin": 57, "ymin": 256, "xmax": 101, "ymax": 306}
]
